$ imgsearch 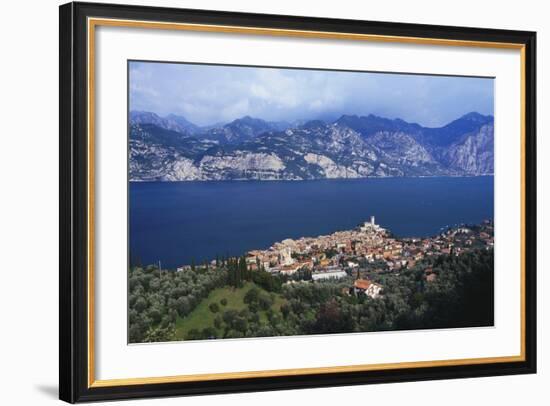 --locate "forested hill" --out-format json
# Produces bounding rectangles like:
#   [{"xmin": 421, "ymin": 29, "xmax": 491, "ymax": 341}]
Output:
[{"xmin": 128, "ymin": 248, "xmax": 493, "ymax": 343}]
